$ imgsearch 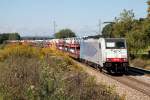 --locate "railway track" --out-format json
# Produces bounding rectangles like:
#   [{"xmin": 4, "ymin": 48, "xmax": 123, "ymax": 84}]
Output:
[
  {"xmin": 73, "ymin": 59, "xmax": 150, "ymax": 97},
  {"xmin": 111, "ymin": 75, "xmax": 150, "ymax": 97},
  {"xmin": 102, "ymin": 70, "xmax": 150, "ymax": 97},
  {"xmin": 128, "ymin": 66, "xmax": 150, "ymax": 75}
]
